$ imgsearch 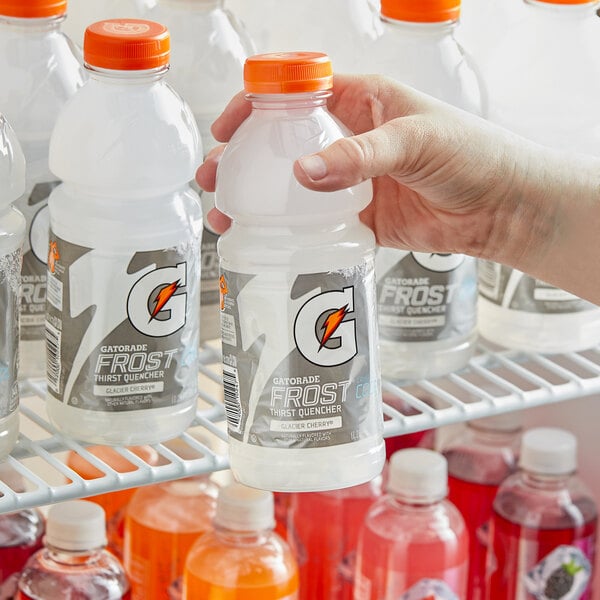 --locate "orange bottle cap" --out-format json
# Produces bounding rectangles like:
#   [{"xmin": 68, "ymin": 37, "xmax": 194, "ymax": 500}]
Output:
[
  {"xmin": 84, "ymin": 19, "xmax": 170, "ymax": 71},
  {"xmin": 244, "ymin": 52, "xmax": 333, "ymax": 94},
  {"xmin": 0, "ymin": 0, "xmax": 67, "ymax": 18},
  {"xmin": 380, "ymin": 0, "xmax": 460, "ymax": 23}
]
